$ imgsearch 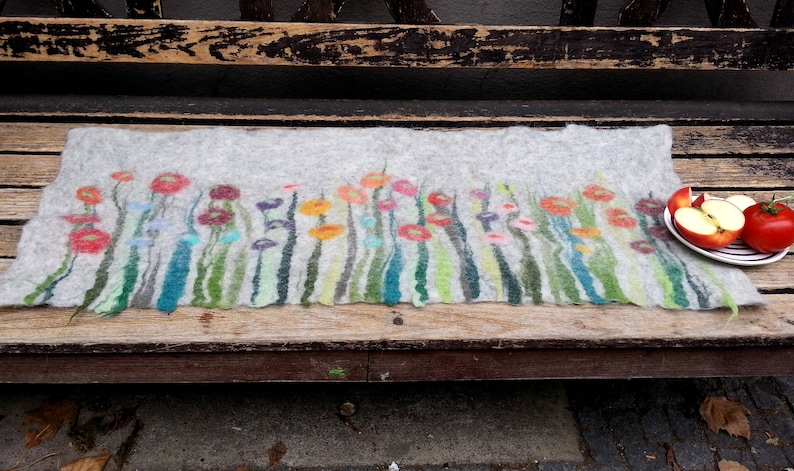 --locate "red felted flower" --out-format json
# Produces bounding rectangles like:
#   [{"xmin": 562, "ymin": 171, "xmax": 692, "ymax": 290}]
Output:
[
  {"xmin": 150, "ymin": 173, "xmax": 191, "ymax": 195},
  {"xmin": 209, "ymin": 185, "xmax": 241, "ymax": 201},
  {"xmin": 75, "ymin": 187, "xmax": 102, "ymax": 206},
  {"xmin": 69, "ymin": 228, "xmax": 111, "ymax": 254}
]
